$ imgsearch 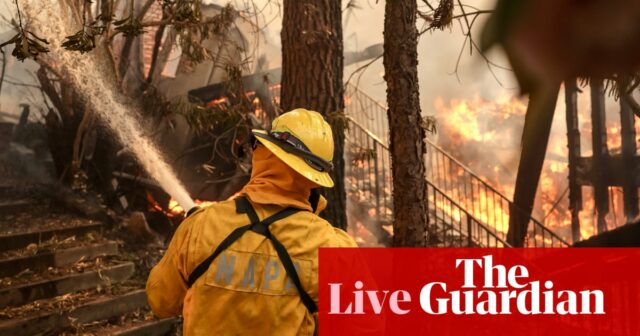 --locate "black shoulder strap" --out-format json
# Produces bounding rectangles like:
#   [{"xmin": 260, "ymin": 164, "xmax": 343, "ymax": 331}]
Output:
[
  {"xmin": 186, "ymin": 198, "xmax": 259, "ymax": 287},
  {"xmin": 263, "ymin": 224, "xmax": 318, "ymax": 313},
  {"xmin": 235, "ymin": 196, "xmax": 260, "ymax": 224},
  {"xmin": 186, "ymin": 206, "xmax": 201, "ymax": 218},
  {"xmin": 186, "ymin": 223, "xmax": 252, "ymax": 287},
  {"xmin": 247, "ymin": 204, "xmax": 318, "ymax": 313},
  {"xmin": 185, "ymin": 197, "xmax": 318, "ymax": 314}
]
